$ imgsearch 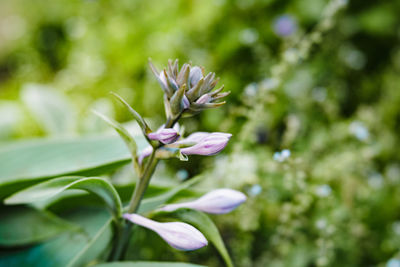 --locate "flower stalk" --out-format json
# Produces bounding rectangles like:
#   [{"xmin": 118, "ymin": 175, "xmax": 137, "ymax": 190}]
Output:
[
  {"xmin": 111, "ymin": 108, "xmax": 180, "ymax": 260},
  {"xmin": 107, "ymin": 59, "xmax": 240, "ymax": 262}
]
